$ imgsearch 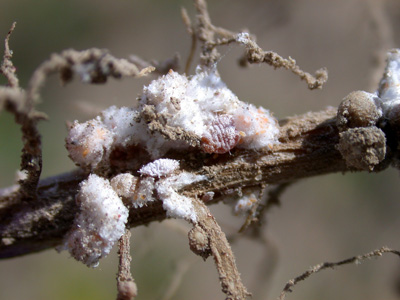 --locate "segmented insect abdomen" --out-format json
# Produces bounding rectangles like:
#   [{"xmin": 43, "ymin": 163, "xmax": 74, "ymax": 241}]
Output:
[{"xmin": 201, "ymin": 114, "xmax": 240, "ymax": 154}]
